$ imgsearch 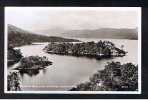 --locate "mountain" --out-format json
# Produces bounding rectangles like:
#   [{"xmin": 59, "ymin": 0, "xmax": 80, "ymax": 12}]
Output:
[
  {"xmin": 61, "ymin": 28, "xmax": 138, "ymax": 40},
  {"xmin": 8, "ymin": 24, "xmax": 80, "ymax": 47},
  {"xmin": 37, "ymin": 27, "xmax": 66, "ymax": 36}
]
